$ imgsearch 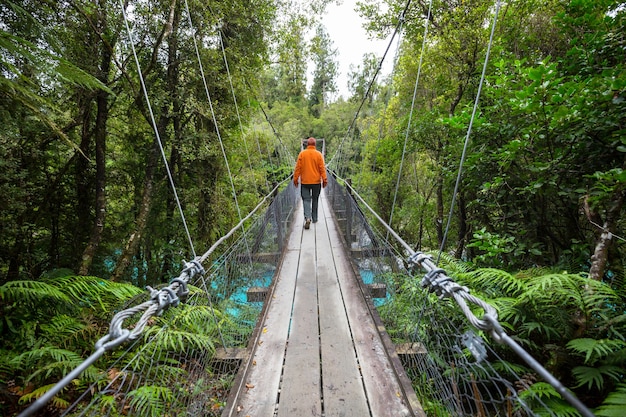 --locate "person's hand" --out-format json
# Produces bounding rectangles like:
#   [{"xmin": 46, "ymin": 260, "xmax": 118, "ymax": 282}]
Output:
[
  {"xmin": 294, "ymin": 180, "xmax": 299, "ymax": 187},
  {"xmin": 323, "ymin": 180, "xmax": 328, "ymax": 188}
]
